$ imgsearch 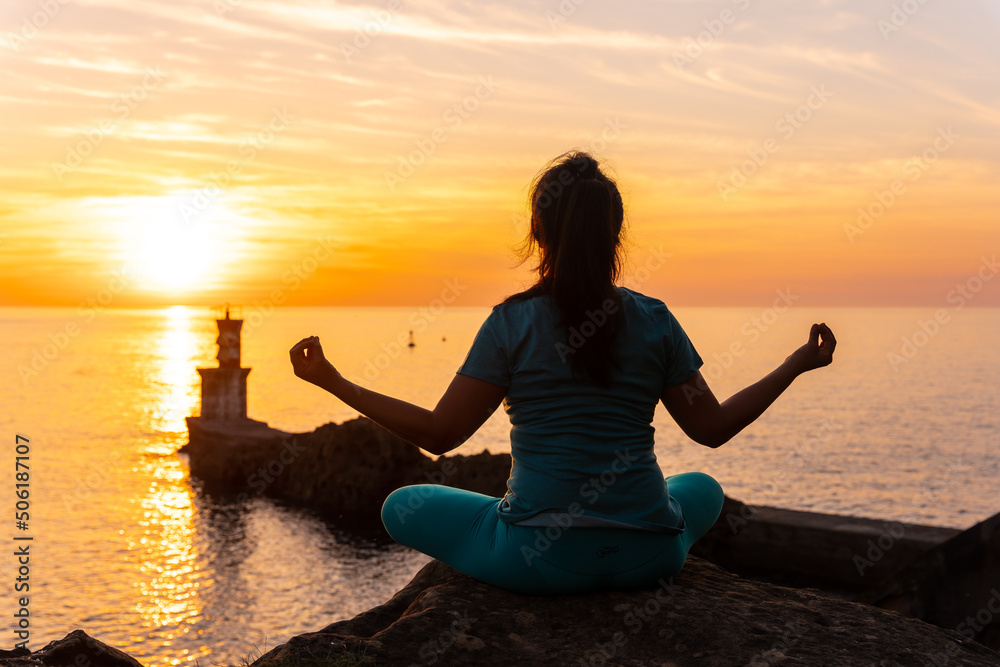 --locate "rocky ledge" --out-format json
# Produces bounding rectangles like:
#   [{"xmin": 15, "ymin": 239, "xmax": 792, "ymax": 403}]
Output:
[
  {"xmin": 0, "ymin": 630, "xmax": 141, "ymax": 667},
  {"xmin": 9, "ymin": 559, "xmax": 1000, "ymax": 666},
  {"xmin": 254, "ymin": 556, "xmax": 1000, "ymax": 667},
  {"xmin": 182, "ymin": 415, "xmax": 511, "ymax": 531}
]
